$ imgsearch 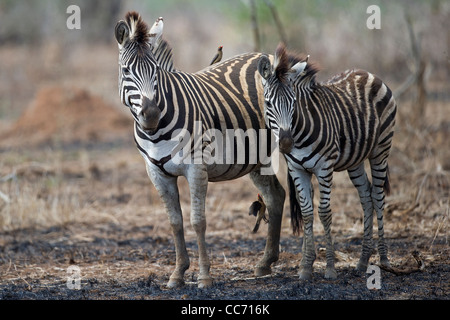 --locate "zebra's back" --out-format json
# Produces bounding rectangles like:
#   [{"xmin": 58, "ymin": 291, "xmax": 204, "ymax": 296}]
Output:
[{"xmin": 293, "ymin": 69, "xmax": 397, "ymax": 172}]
